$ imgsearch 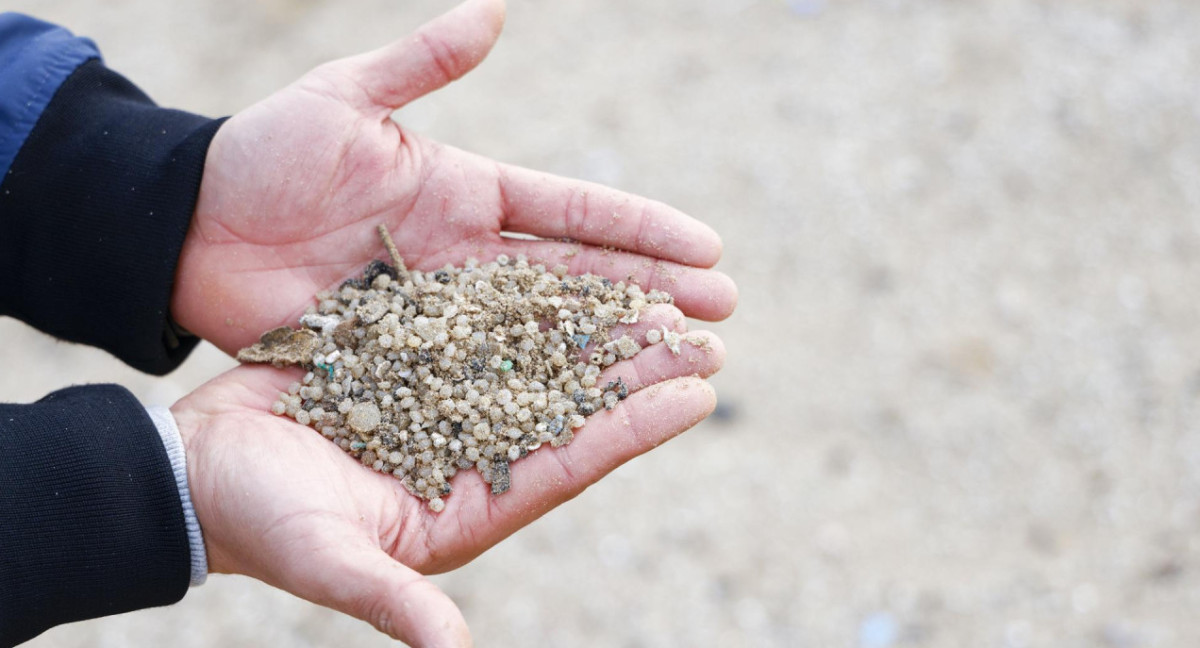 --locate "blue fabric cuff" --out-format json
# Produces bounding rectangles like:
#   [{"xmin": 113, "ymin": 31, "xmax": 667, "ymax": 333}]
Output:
[{"xmin": 0, "ymin": 13, "xmax": 100, "ymax": 178}]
